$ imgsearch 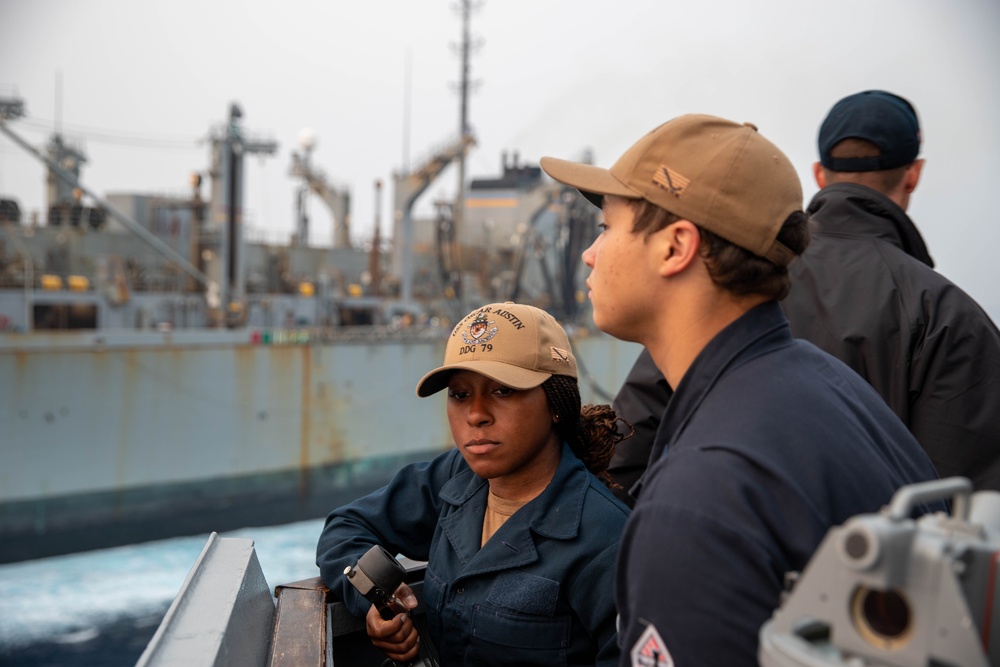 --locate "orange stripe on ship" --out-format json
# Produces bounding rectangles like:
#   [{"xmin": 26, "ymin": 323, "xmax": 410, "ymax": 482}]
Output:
[{"xmin": 466, "ymin": 198, "xmax": 519, "ymax": 208}]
